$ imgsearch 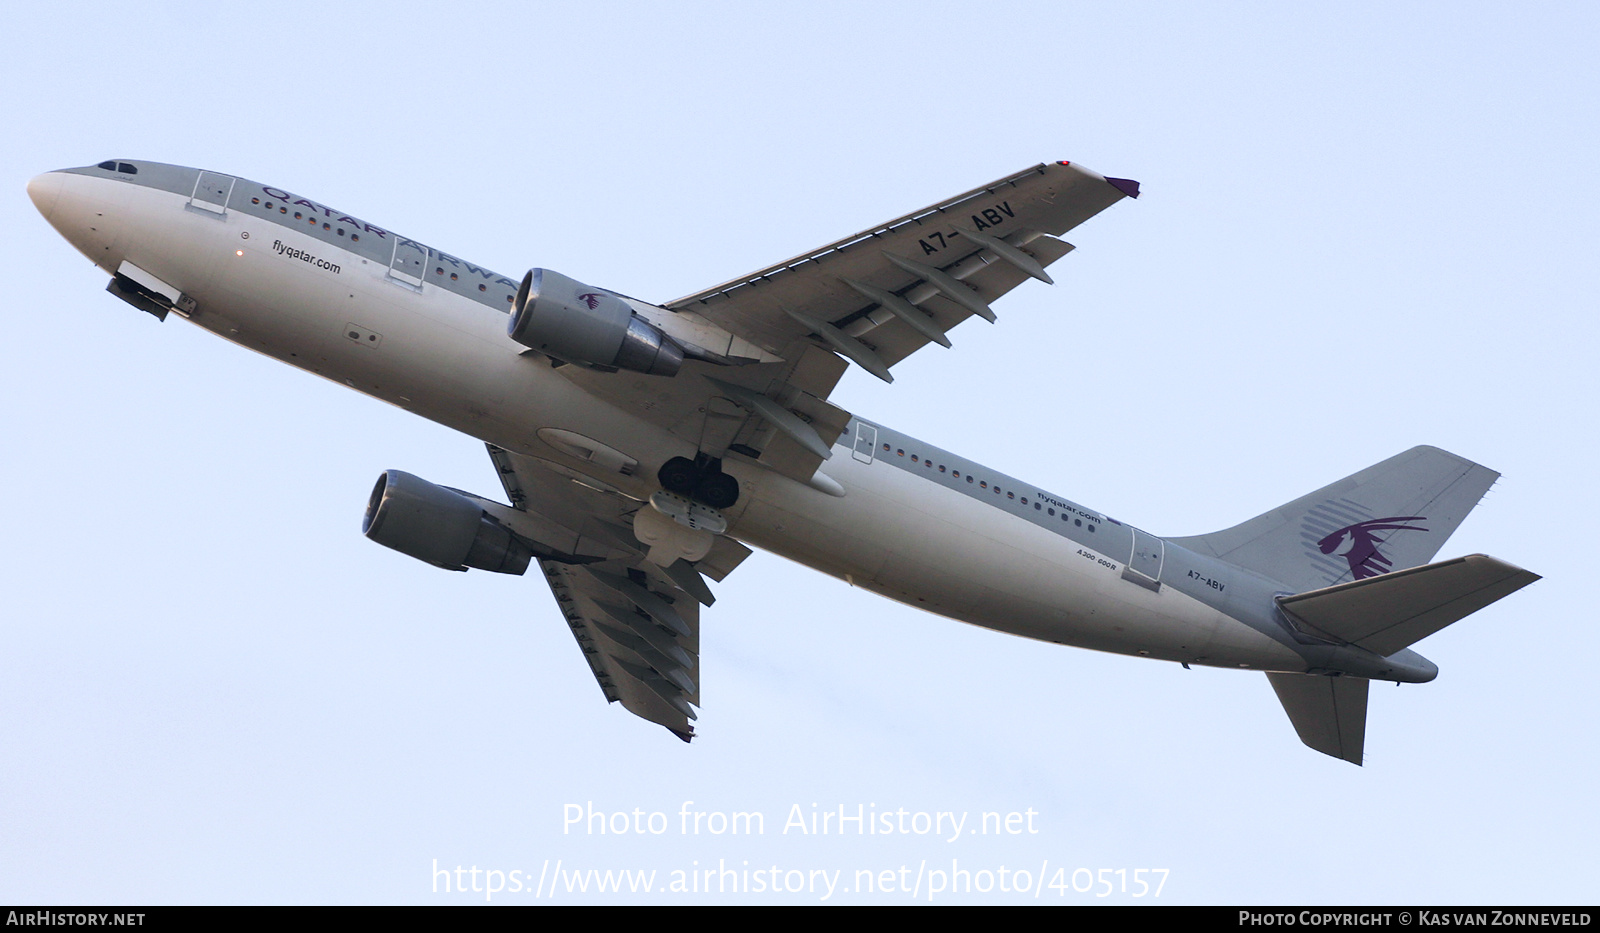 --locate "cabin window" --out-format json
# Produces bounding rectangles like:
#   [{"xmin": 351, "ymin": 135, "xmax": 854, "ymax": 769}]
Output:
[
  {"xmin": 280, "ymin": 207, "xmax": 287, "ymax": 214},
  {"xmin": 1007, "ymin": 491, "xmax": 1015, "ymax": 499},
  {"xmin": 911, "ymin": 455, "xmax": 918, "ymax": 462},
  {"xmin": 882, "ymin": 443, "xmax": 890, "ymax": 451},
  {"xmin": 294, "ymin": 211, "xmax": 303, "ymax": 219},
  {"xmin": 1075, "ymin": 519, "xmax": 1082, "ymax": 526},
  {"xmin": 337, "ymin": 228, "xmax": 345, "ymax": 236},
  {"xmin": 966, "ymin": 475, "xmax": 973, "ymax": 483},
  {"xmin": 1048, "ymin": 508, "xmax": 1055, "ymax": 516},
  {"xmin": 980, "ymin": 481, "xmax": 987, "ymax": 489},
  {"xmin": 1088, "ymin": 524, "xmax": 1095, "ymax": 532},
  {"xmin": 896, "ymin": 449, "xmax": 904, "ymax": 457},
  {"xmin": 351, "ymin": 234, "xmax": 360, "ymax": 242},
  {"xmin": 479, "ymin": 284, "xmax": 487, "ymax": 292},
  {"xmin": 322, "ymin": 222, "xmax": 331, "ymax": 230},
  {"xmin": 436, "ymin": 267, "xmax": 445, "ymax": 275},
  {"xmin": 938, "ymin": 465, "xmax": 946, "ymax": 473},
  {"xmin": 450, "ymin": 273, "xmax": 459, "ymax": 281}
]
